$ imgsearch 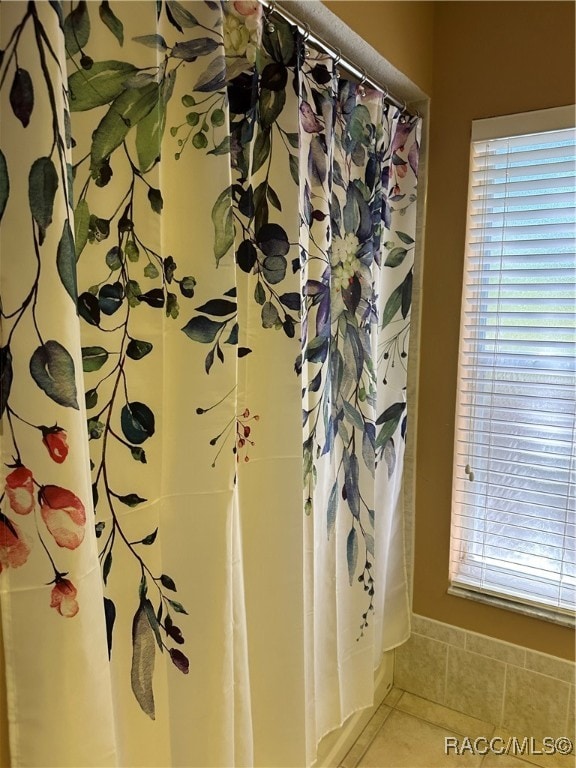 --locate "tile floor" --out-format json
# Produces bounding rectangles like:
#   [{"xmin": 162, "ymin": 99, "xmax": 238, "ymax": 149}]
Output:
[{"xmin": 339, "ymin": 688, "xmax": 575, "ymax": 768}]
